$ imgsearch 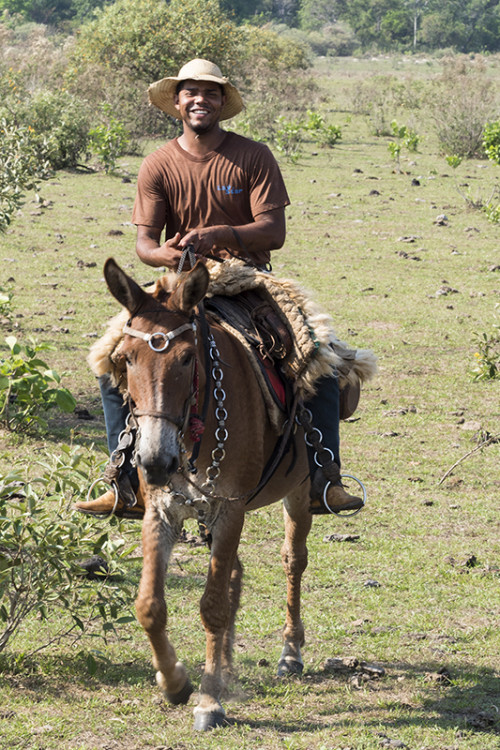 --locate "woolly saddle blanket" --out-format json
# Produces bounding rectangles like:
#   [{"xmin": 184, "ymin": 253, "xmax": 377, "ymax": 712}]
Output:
[{"xmin": 88, "ymin": 260, "xmax": 377, "ymax": 432}]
